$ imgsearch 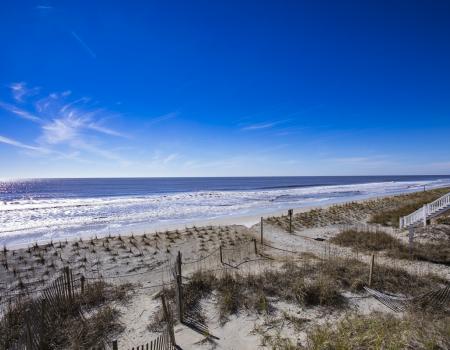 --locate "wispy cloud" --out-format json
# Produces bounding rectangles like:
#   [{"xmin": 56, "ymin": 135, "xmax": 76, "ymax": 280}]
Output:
[
  {"xmin": 40, "ymin": 114, "xmax": 127, "ymax": 145},
  {"xmin": 149, "ymin": 151, "xmax": 179, "ymax": 165},
  {"xmin": 87, "ymin": 122, "xmax": 127, "ymax": 137},
  {"xmin": 0, "ymin": 102, "xmax": 41, "ymax": 122},
  {"xmin": 0, "ymin": 135, "xmax": 89, "ymax": 162},
  {"xmin": 71, "ymin": 31, "xmax": 97, "ymax": 59},
  {"xmin": 9, "ymin": 82, "xmax": 39, "ymax": 102},
  {"xmin": 162, "ymin": 153, "xmax": 178, "ymax": 164},
  {"xmin": 241, "ymin": 119, "xmax": 289, "ymax": 131},
  {"xmin": 146, "ymin": 112, "xmax": 178, "ymax": 126},
  {"xmin": 0, "ymin": 135, "xmax": 48, "ymax": 152},
  {"xmin": 1, "ymin": 83, "xmax": 130, "ymax": 164}
]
